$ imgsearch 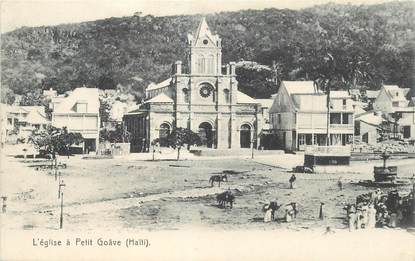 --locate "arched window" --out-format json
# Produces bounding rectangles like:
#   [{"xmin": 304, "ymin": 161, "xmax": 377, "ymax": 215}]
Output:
[
  {"xmin": 223, "ymin": 89, "xmax": 230, "ymax": 103},
  {"xmin": 182, "ymin": 88, "xmax": 189, "ymax": 103},
  {"xmin": 207, "ymin": 55, "xmax": 215, "ymax": 74},
  {"xmin": 197, "ymin": 55, "xmax": 206, "ymax": 74}
]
